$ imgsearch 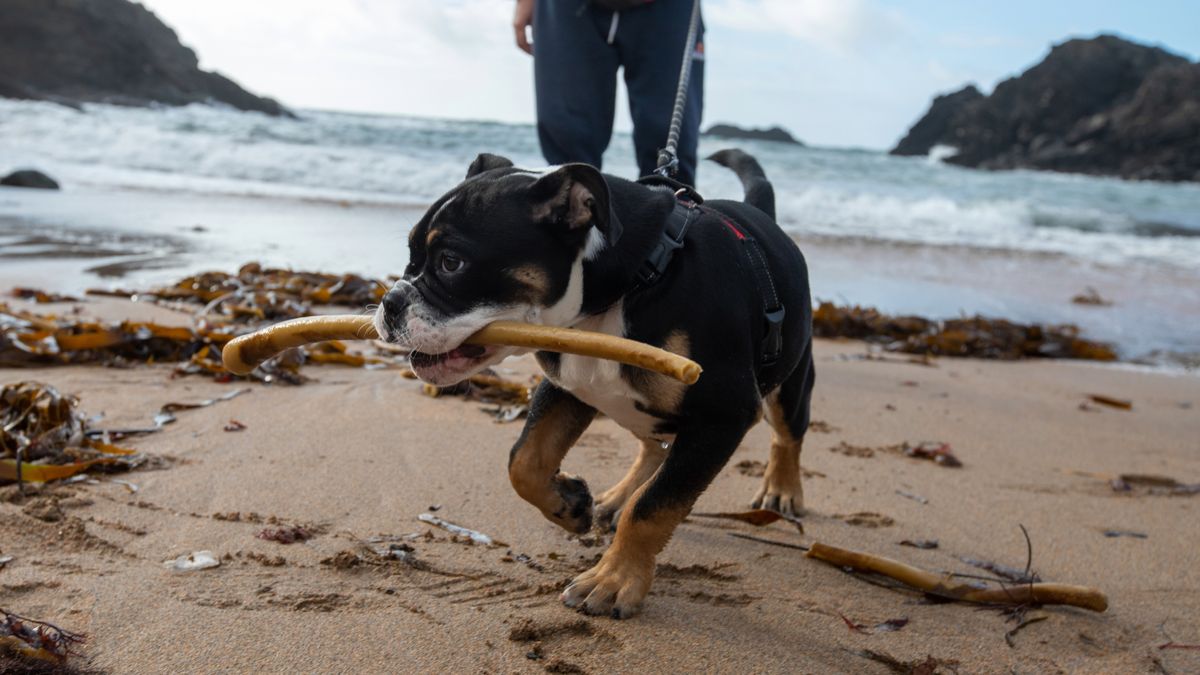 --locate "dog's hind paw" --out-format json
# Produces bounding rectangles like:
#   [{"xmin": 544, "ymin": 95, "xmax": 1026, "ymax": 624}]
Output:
[
  {"xmin": 751, "ymin": 480, "xmax": 805, "ymax": 517},
  {"xmin": 592, "ymin": 495, "xmax": 625, "ymax": 533},
  {"xmin": 561, "ymin": 553, "xmax": 653, "ymax": 619}
]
